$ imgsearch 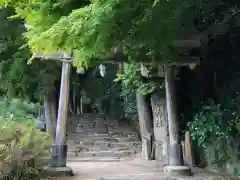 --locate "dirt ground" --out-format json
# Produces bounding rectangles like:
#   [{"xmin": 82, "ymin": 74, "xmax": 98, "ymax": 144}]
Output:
[{"xmin": 50, "ymin": 158, "xmax": 238, "ymax": 180}]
